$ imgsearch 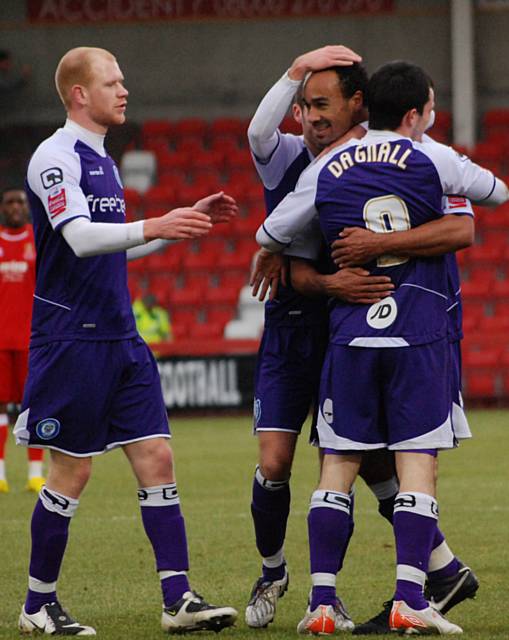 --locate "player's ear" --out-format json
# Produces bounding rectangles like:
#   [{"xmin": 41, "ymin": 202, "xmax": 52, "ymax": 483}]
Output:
[
  {"xmin": 404, "ymin": 107, "xmax": 419, "ymax": 129},
  {"xmin": 71, "ymin": 84, "xmax": 87, "ymax": 107},
  {"xmin": 292, "ymin": 103, "xmax": 302, "ymax": 125},
  {"xmin": 349, "ymin": 90, "xmax": 364, "ymax": 113}
]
